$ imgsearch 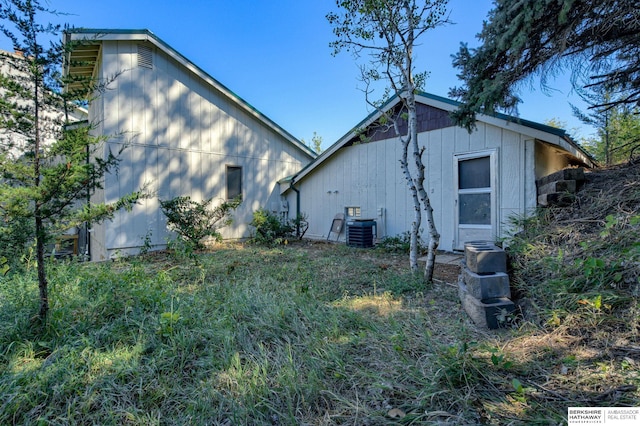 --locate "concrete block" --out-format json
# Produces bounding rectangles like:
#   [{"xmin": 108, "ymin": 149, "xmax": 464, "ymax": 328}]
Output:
[
  {"xmin": 462, "ymin": 265, "xmax": 511, "ymax": 299},
  {"xmin": 458, "ymin": 280, "xmax": 516, "ymax": 329},
  {"xmin": 537, "ymin": 192, "xmax": 576, "ymax": 207},
  {"xmin": 463, "ymin": 241, "xmax": 495, "ymax": 251},
  {"xmin": 465, "ymin": 245, "xmax": 507, "ymax": 274},
  {"xmin": 538, "ymin": 179, "xmax": 576, "ymax": 195},
  {"xmin": 536, "ymin": 168, "xmax": 585, "ymax": 187}
]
